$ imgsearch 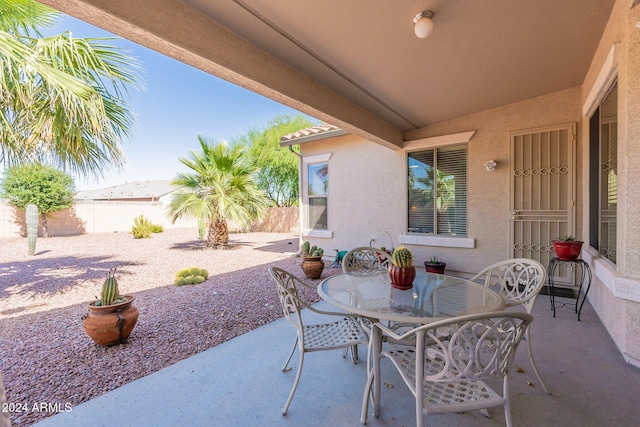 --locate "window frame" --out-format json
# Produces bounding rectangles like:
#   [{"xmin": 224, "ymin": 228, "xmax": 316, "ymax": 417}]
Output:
[
  {"xmin": 406, "ymin": 144, "xmax": 468, "ymax": 237},
  {"xmin": 302, "ymin": 153, "xmax": 332, "ymax": 237}
]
